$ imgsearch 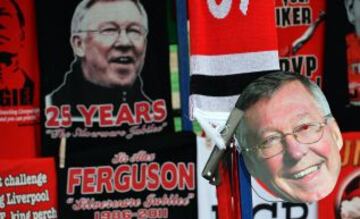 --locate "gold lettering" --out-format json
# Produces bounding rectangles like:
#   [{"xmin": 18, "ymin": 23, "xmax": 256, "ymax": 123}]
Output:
[
  {"xmin": 341, "ymin": 140, "xmax": 351, "ymax": 167},
  {"xmin": 353, "ymin": 140, "xmax": 360, "ymax": 166}
]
